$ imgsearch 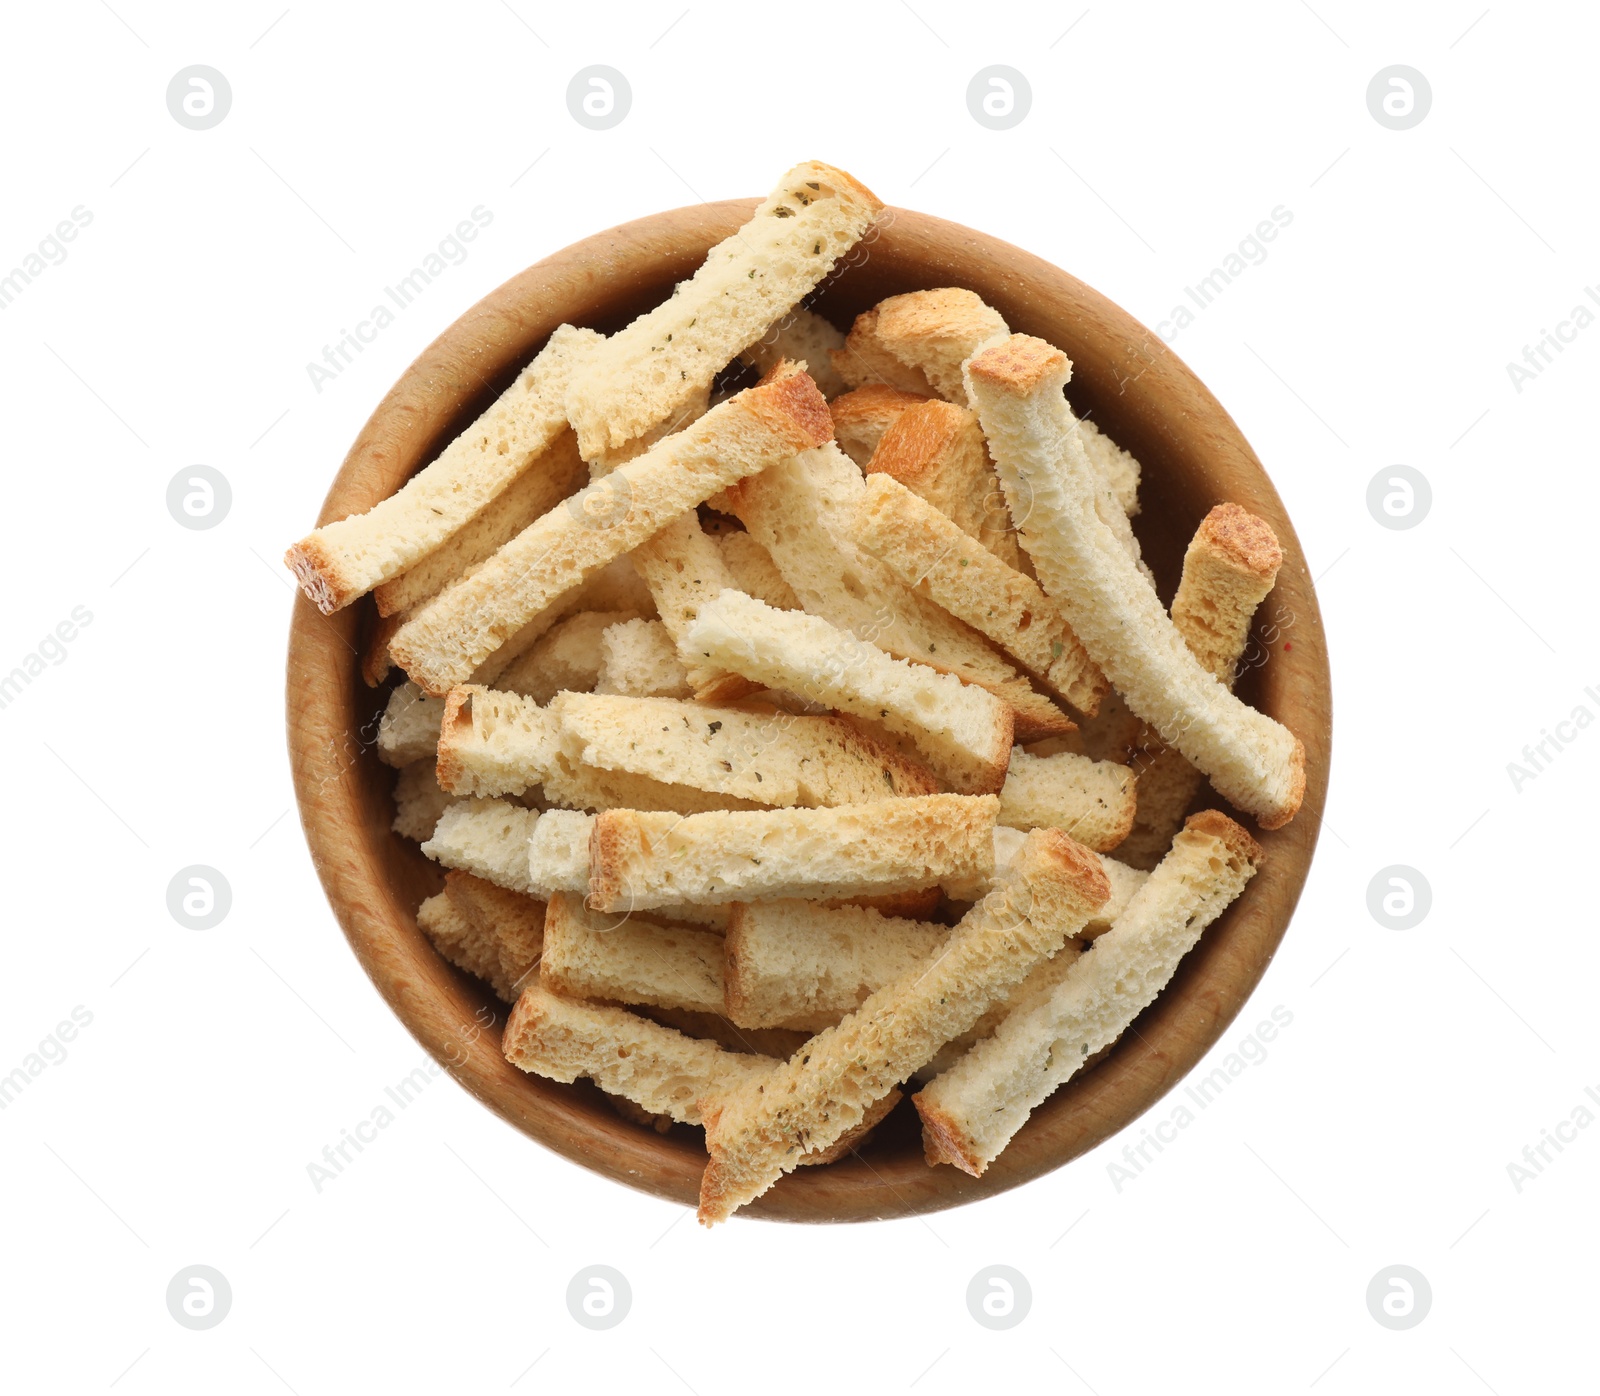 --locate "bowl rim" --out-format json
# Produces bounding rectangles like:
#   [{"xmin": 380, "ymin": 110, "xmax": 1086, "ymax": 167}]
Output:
[{"xmin": 285, "ymin": 197, "xmax": 1331, "ymax": 1223}]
